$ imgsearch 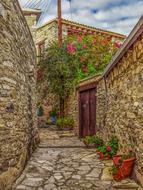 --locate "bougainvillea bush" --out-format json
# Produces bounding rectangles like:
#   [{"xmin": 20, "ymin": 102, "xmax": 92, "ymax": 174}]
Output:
[{"xmin": 66, "ymin": 35, "xmax": 122, "ymax": 80}]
